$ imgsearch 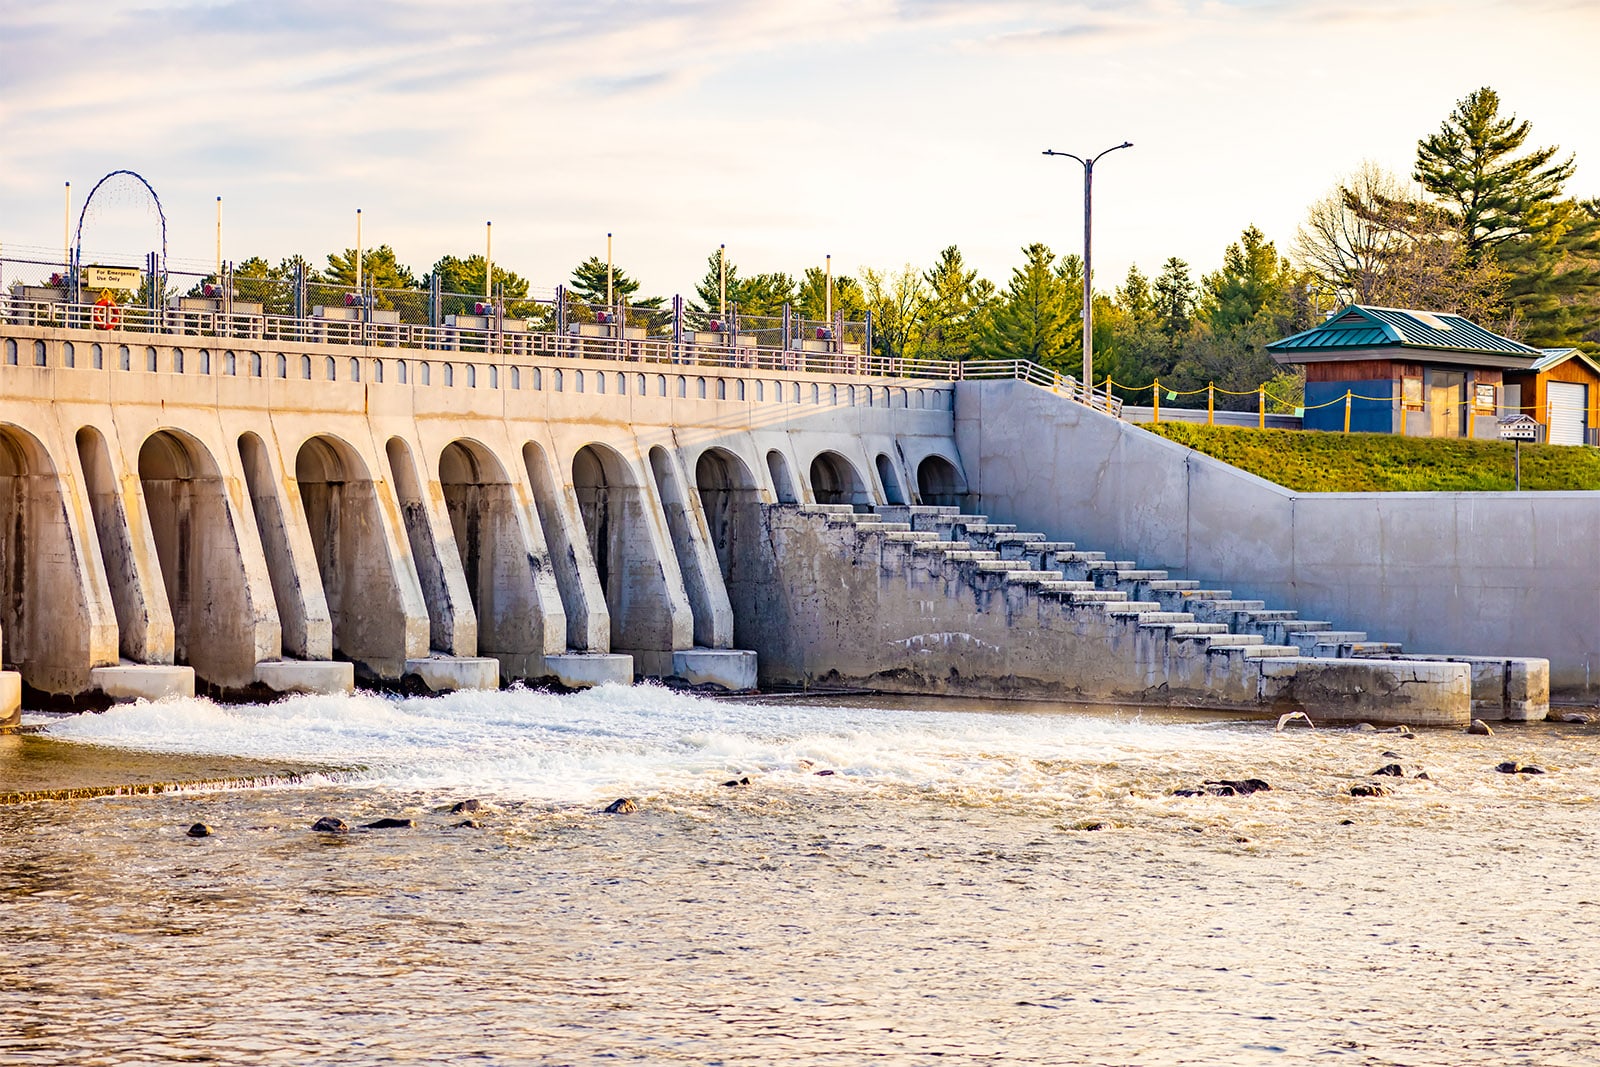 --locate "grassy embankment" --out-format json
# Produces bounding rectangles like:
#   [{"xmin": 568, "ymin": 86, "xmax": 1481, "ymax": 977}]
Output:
[{"xmin": 1147, "ymin": 422, "xmax": 1600, "ymax": 492}]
